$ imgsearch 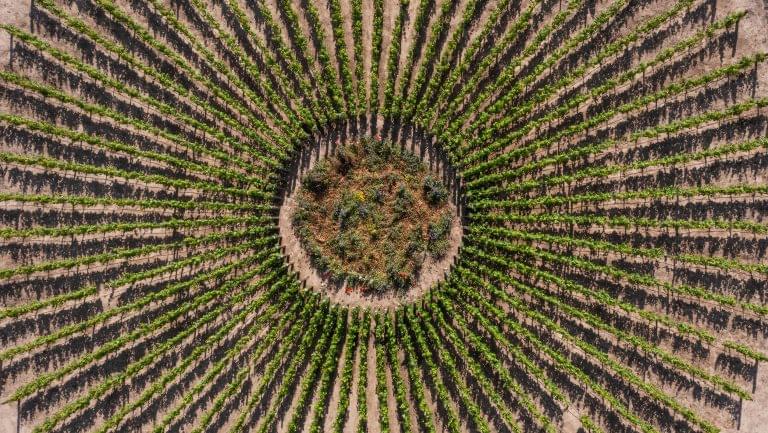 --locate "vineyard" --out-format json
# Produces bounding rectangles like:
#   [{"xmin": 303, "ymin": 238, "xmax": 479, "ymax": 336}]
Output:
[{"xmin": 0, "ymin": 0, "xmax": 766, "ymax": 432}]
